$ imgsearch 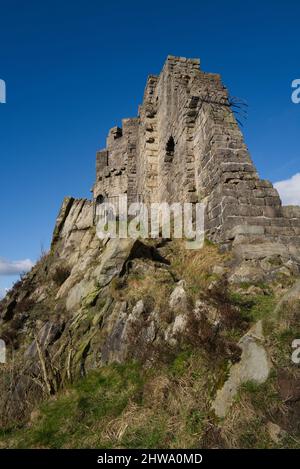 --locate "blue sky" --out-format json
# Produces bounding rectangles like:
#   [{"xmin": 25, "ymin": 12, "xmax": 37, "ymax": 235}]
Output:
[{"xmin": 0, "ymin": 0, "xmax": 300, "ymax": 294}]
